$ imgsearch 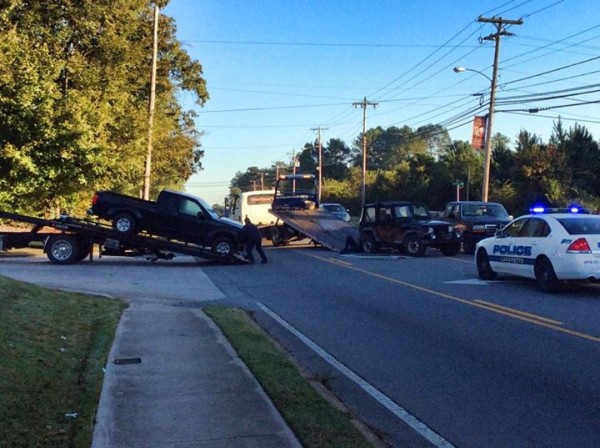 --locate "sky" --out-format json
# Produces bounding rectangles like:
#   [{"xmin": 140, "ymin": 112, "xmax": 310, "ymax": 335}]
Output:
[{"xmin": 162, "ymin": 0, "xmax": 600, "ymax": 205}]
